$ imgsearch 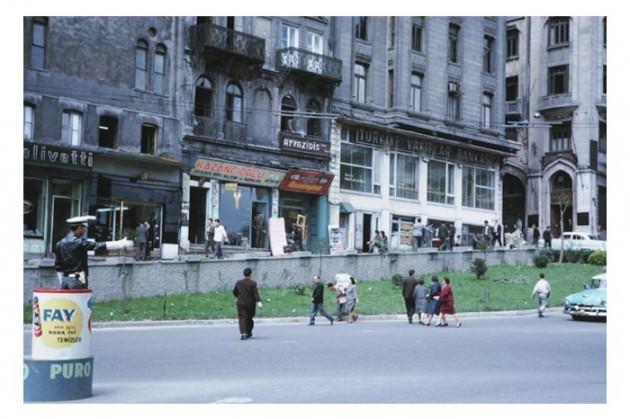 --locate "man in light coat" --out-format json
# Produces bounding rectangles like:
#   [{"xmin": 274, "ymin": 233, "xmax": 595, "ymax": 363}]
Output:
[
  {"xmin": 213, "ymin": 219, "xmax": 228, "ymax": 259},
  {"xmin": 531, "ymin": 273, "xmax": 552, "ymax": 318}
]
